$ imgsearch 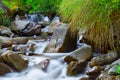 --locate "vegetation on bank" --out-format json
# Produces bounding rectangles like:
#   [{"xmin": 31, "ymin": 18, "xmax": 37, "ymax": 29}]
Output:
[
  {"xmin": 0, "ymin": 0, "xmax": 120, "ymax": 52},
  {"xmin": 59, "ymin": 0, "xmax": 120, "ymax": 52}
]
